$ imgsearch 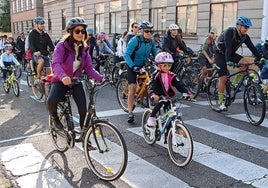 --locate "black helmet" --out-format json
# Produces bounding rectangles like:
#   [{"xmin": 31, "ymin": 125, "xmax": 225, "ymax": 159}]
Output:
[
  {"xmin": 33, "ymin": 16, "xmax": 45, "ymax": 24},
  {"xmin": 138, "ymin": 21, "xmax": 153, "ymax": 30},
  {"xmin": 66, "ymin": 17, "xmax": 87, "ymax": 33}
]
